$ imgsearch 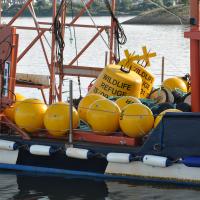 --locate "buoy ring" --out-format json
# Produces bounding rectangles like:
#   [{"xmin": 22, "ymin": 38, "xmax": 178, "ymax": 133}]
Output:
[{"xmin": 149, "ymin": 87, "xmax": 174, "ymax": 104}]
